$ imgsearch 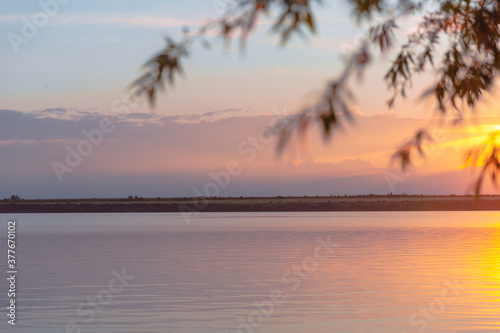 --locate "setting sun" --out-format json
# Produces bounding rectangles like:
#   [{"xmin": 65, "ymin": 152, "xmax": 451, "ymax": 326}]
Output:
[{"xmin": 3, "ymin": 0, "xmax": 500, "ymax": 332}]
